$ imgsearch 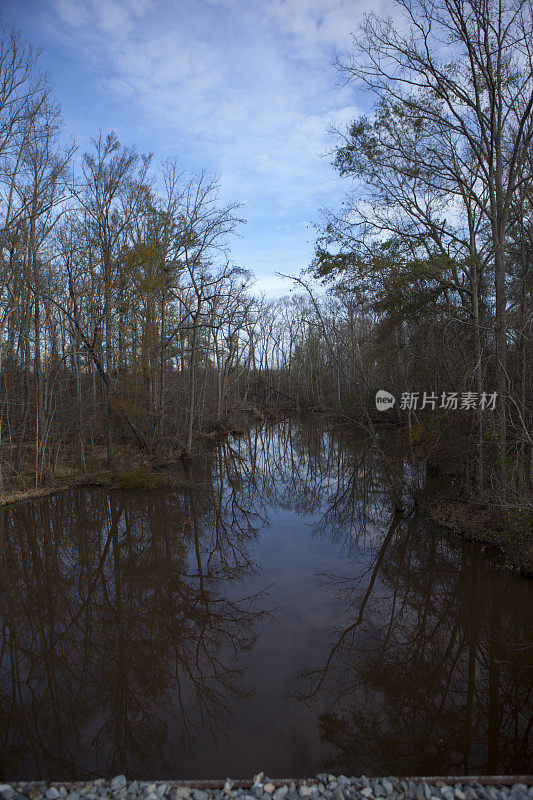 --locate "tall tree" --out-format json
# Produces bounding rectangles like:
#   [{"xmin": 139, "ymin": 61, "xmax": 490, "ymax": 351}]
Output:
[
  {"xmin": 318, "ymin": 0, "xmax": 533, "ymax": 503},
  {"xmin": 75, "ymin": 131, "xmax": 150, "ymax": 468}
]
